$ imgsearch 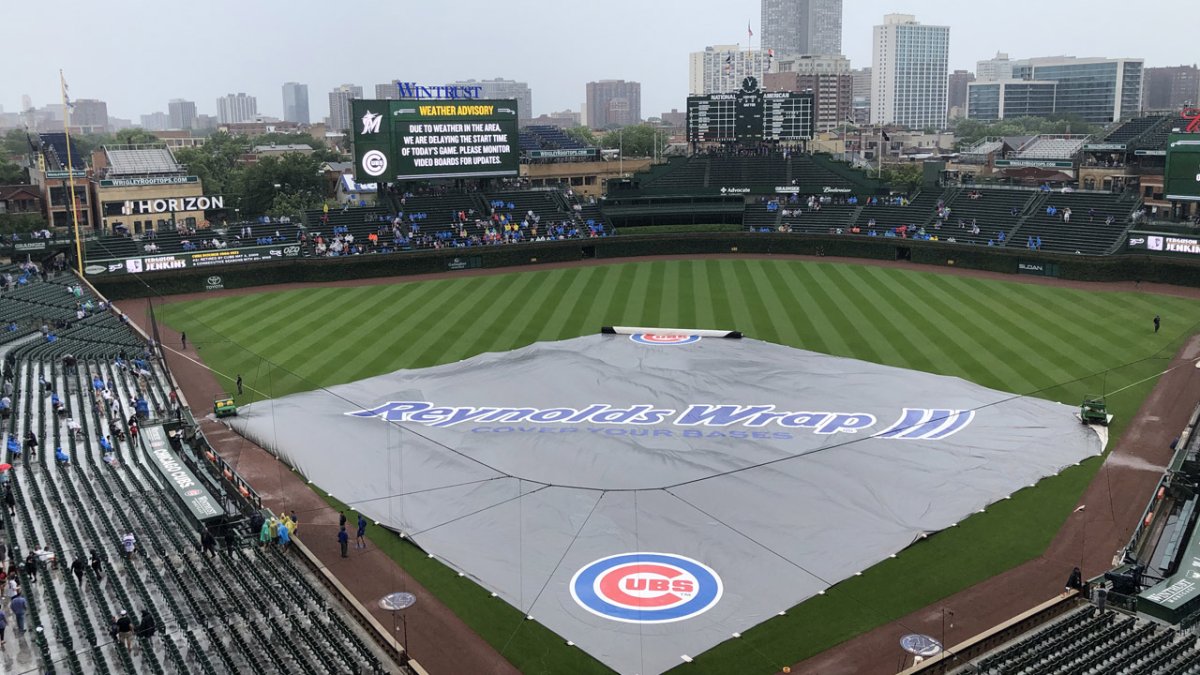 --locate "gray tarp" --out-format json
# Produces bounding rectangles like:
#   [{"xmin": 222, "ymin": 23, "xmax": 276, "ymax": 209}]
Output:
[{"xmin": 230, "ymin": 335, "xmax": 1104, "ymax": 675}]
